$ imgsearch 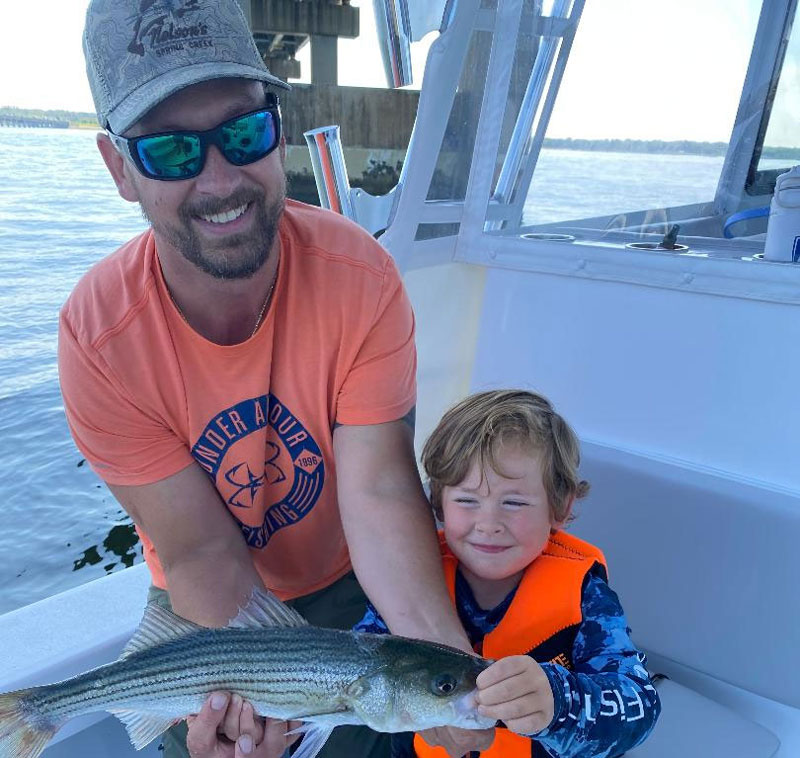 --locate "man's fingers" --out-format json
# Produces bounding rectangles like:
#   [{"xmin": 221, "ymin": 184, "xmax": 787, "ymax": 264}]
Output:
[
  {"xmin": 186, "ymin": 692, "xmax": 230, "ymax": 754},
  {"xmin": 461, "ymin": 727, "xmax": 494, "ymax": 753},
  {"xmin": 261, "ymin": 718, "xmax": 295, "ymax": 756},
  {"xmin": 239, "ymin": 701, "xmax": 265, "ymax": 744},
  {"xmin": 286, "ymin": 721, "xmax": 304, "ymax": 747},
  {"xmin": 235, "ymin": 733, "xmax": 254, "ymax": 757},
  {"xmin": 420, "ymin": 726, "xmax": 494, "ymax": 757},
  {"xmin": 221, "ymin": 694, "xmax": 244, "ymax": 741}
]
